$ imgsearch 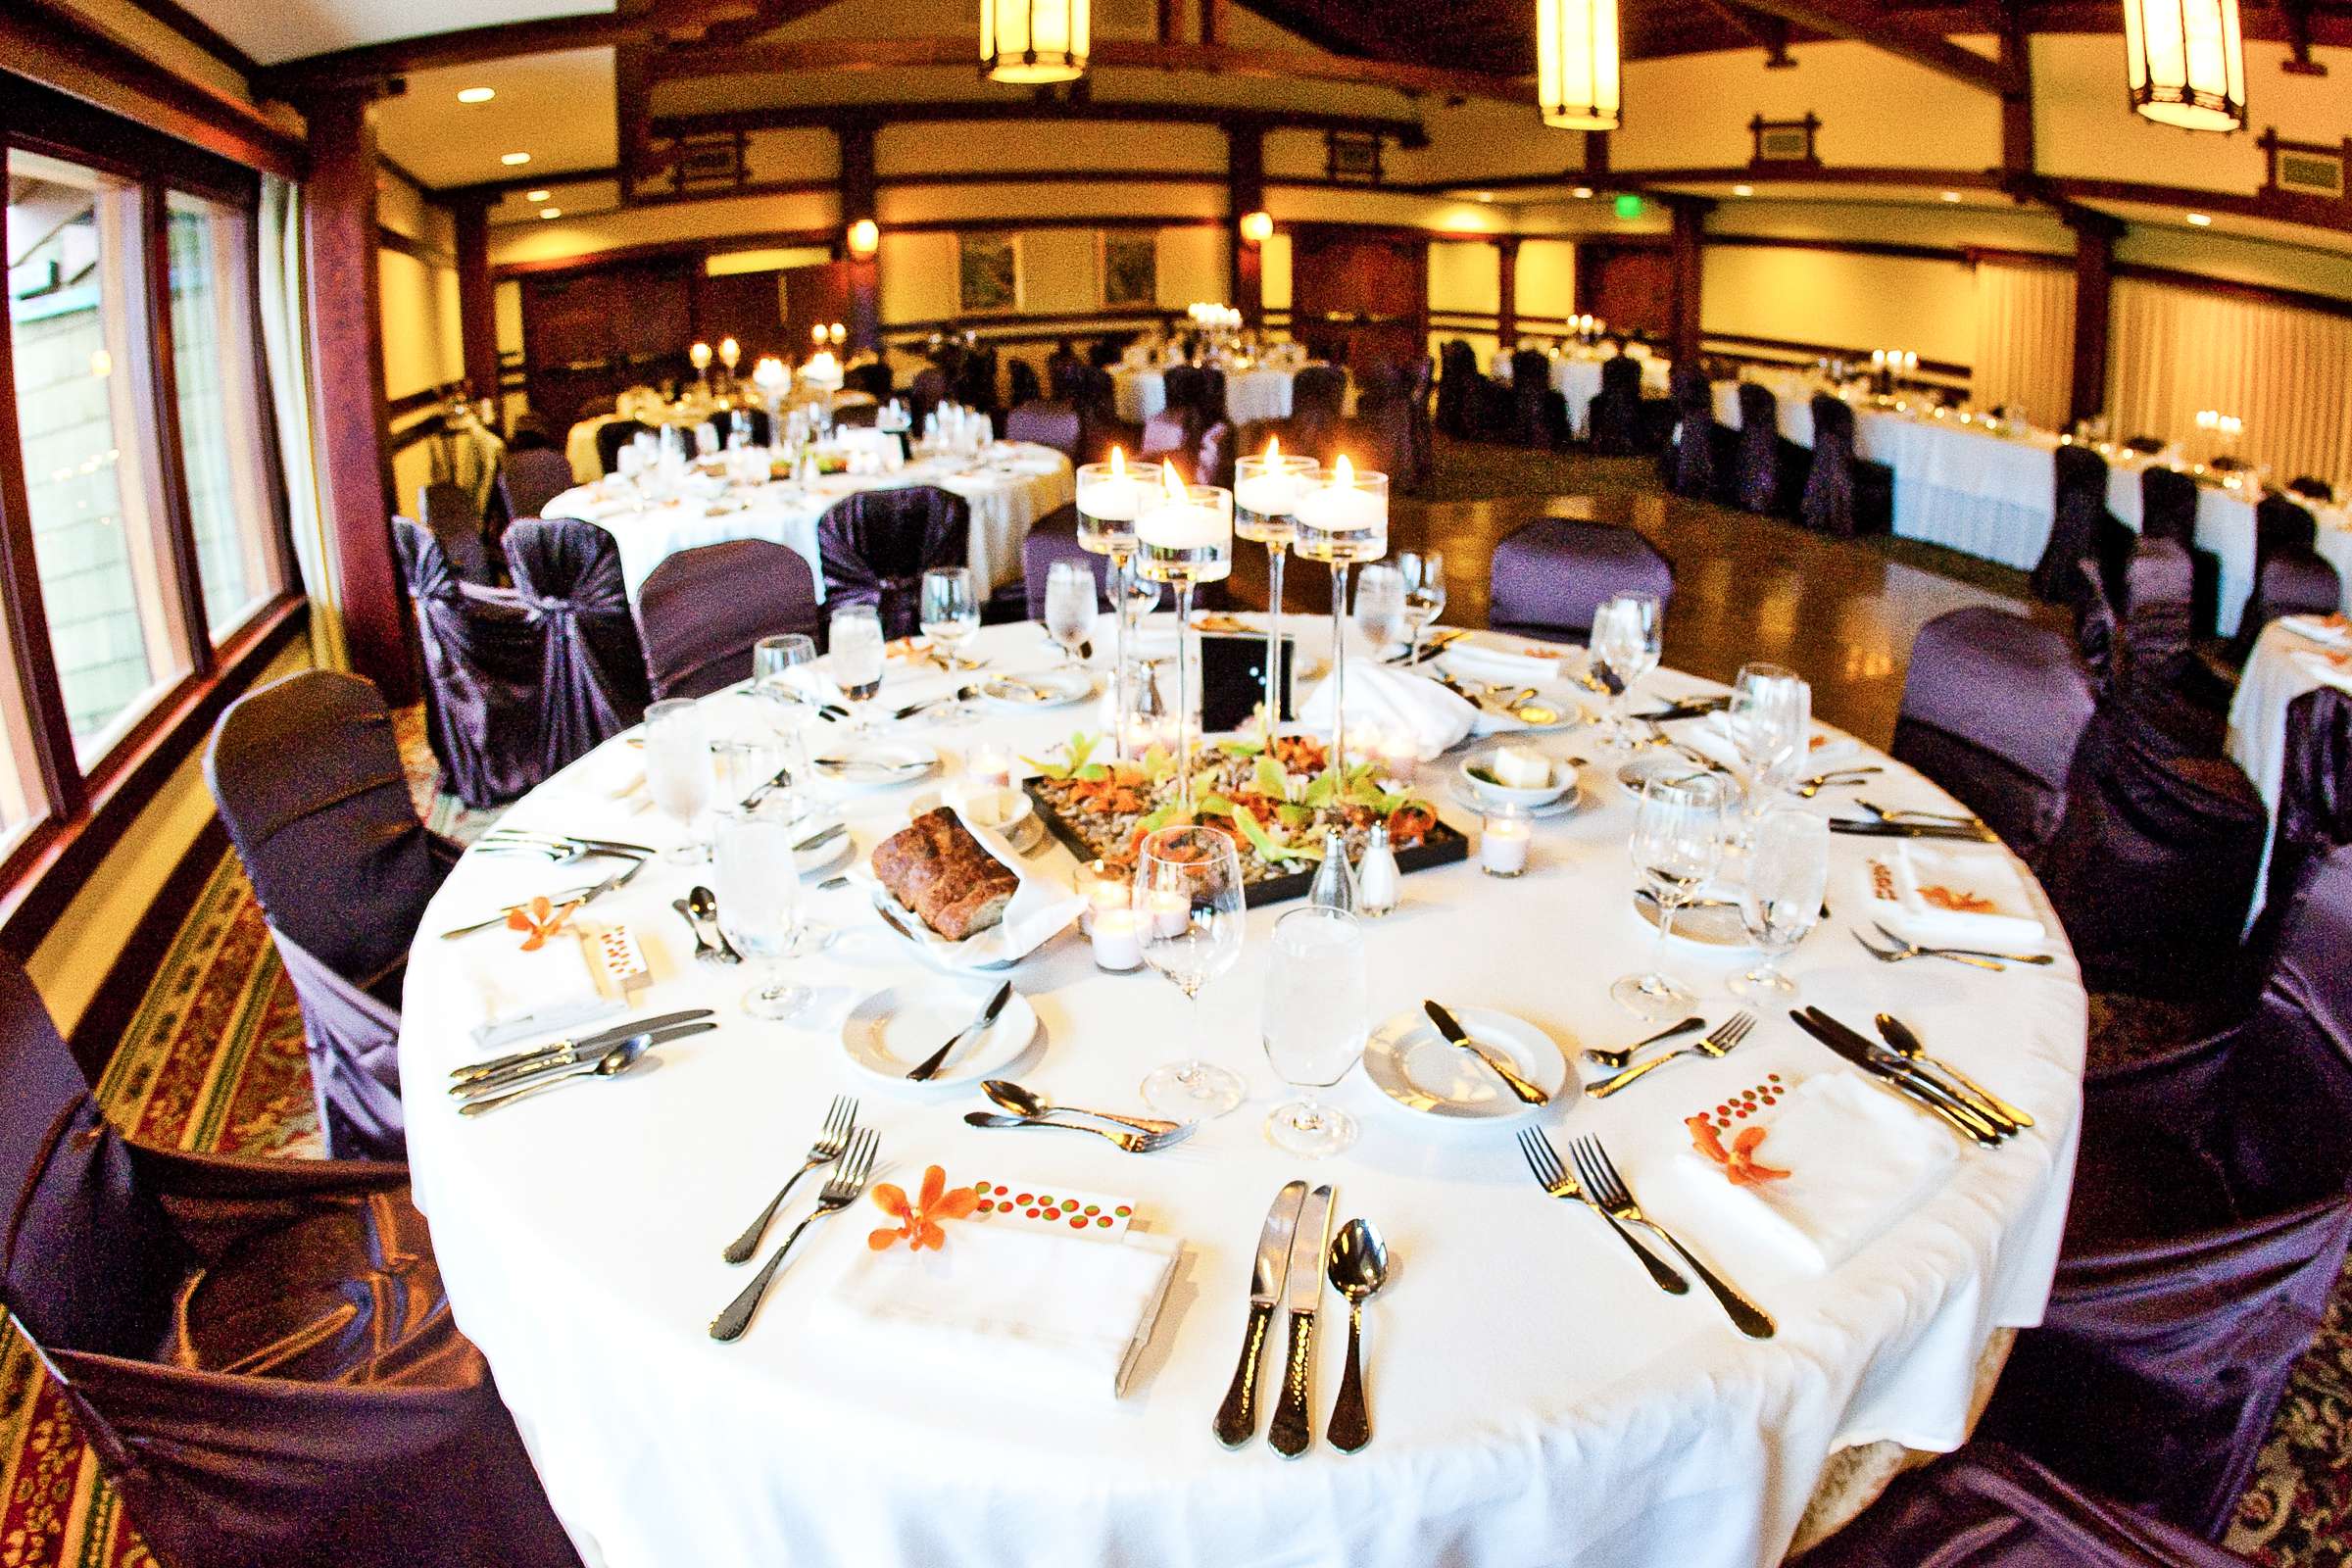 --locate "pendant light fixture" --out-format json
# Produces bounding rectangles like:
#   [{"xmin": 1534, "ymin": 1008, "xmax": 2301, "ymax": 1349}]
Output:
[
  {"xmin": 1537, "ymin": 0, "xmax": 1622, "ymax": 131},
  {"xmin": 982, "ymin": 0, "xmax": 1089, "ymax": 84},
  {"xmin": 2123, "ymin": 0, "xmax": 2246, "ymax": 132}
]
